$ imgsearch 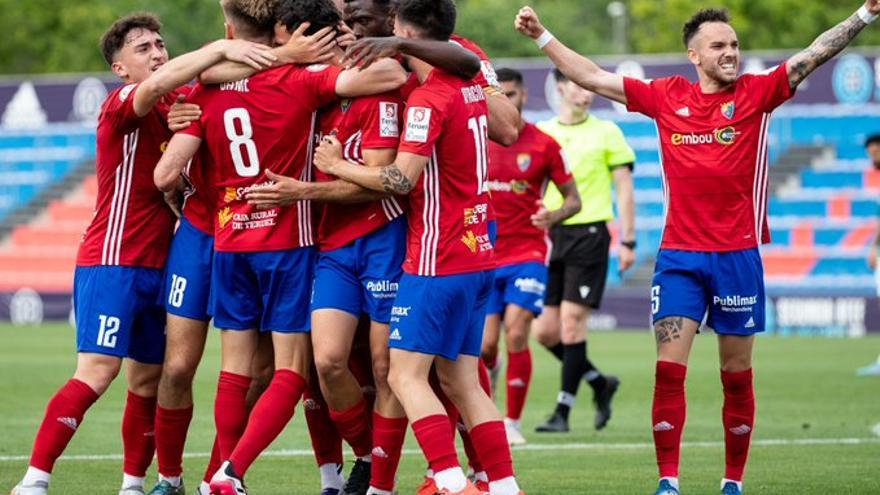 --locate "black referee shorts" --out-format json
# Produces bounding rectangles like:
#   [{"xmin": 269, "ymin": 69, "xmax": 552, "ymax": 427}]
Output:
[{"xmin": 544, "ymin": 222, "xmax": 611, "ymax": 309}]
